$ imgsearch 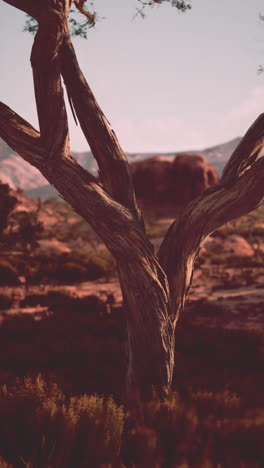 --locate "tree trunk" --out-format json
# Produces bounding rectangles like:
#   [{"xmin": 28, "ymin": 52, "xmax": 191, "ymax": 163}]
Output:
[{"xmin": 1, "ymin": 0, "xmax": 264, "ymax": 412}]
